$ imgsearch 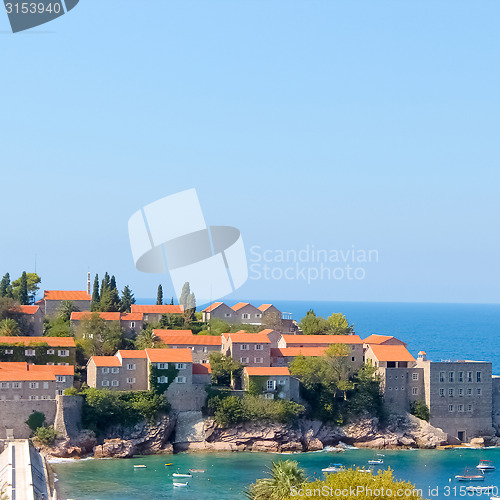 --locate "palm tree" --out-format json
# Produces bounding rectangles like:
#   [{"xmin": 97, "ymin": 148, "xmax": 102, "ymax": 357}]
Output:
[
  {"xmin": 0, "ymin": 318, "xmax": 20, "ymax": 336},
  {"xmin": 58, "ymin": 300, "xmax": 80, "ymax": 321},
  {"xmin": 244, "ymin": 460, "xmax": 307, "ymax": 499},
  {"xmin": 135, "ymin": 327, "xmax": 162, "ymax": 349}
]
